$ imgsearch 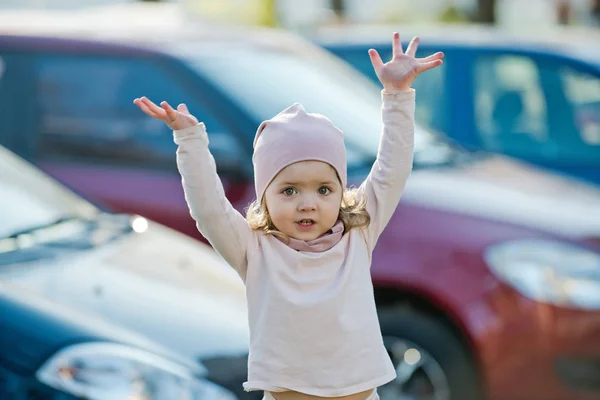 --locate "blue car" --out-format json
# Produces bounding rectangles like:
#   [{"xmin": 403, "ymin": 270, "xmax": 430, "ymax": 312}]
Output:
[
  {"xmin": 0, "ymin": 282, "xmax": 237, "ymax": 400},
  {"xmin": 316, "ymin": 25, "xmax": 600, "ymax": 183}
]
